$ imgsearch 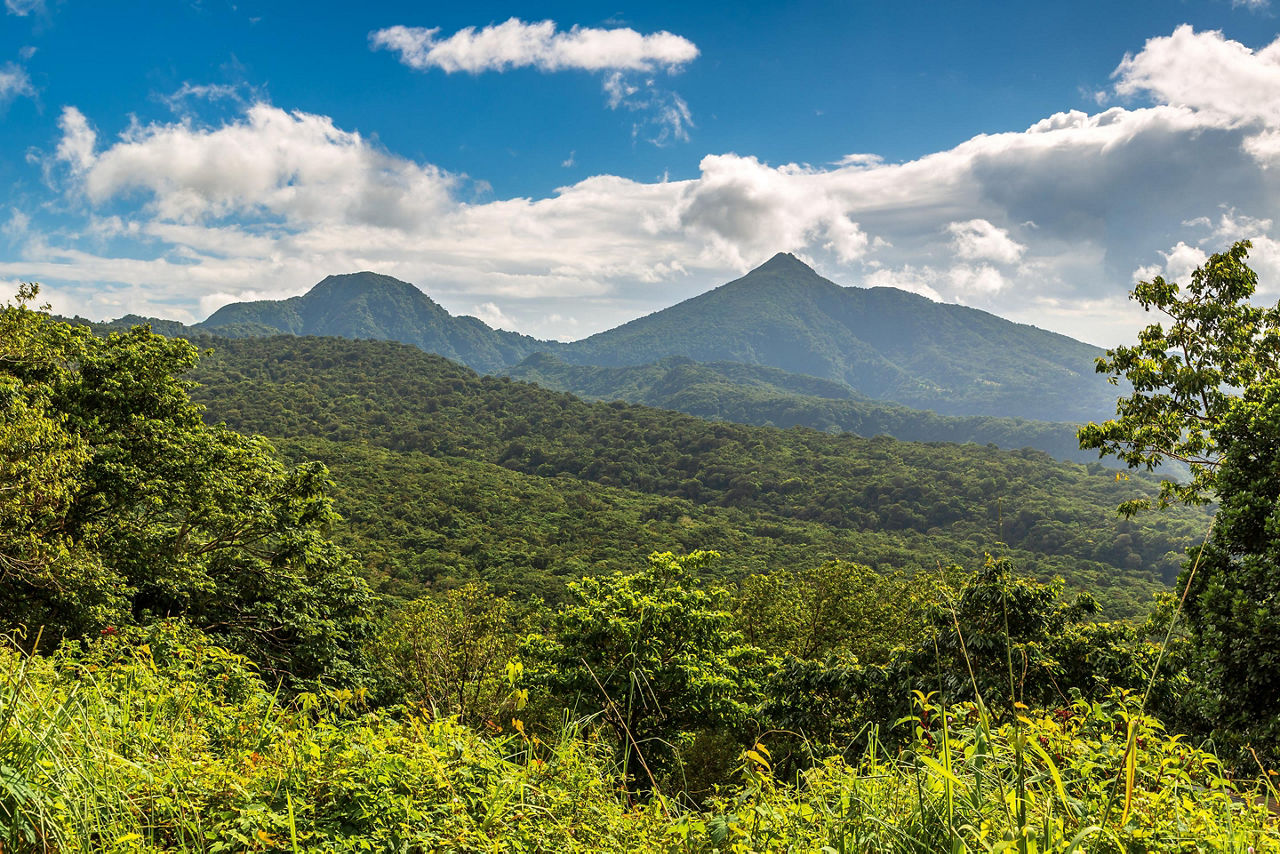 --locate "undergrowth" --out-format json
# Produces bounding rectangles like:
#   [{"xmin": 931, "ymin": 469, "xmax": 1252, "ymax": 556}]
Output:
[{"xmin": 1, "ymin": 623, "xmax": 1276, "ymax": 852}]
